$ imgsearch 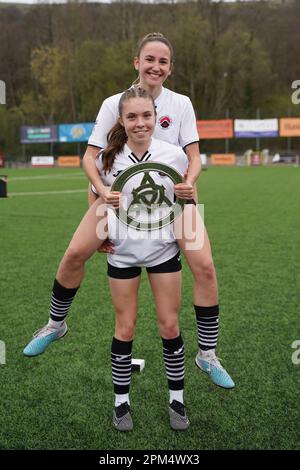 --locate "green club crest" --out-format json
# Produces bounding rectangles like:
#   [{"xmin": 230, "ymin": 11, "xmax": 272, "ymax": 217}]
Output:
[{"xmin": 111, "ymin": 162, "xmax": 186, "ymax": 231}]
